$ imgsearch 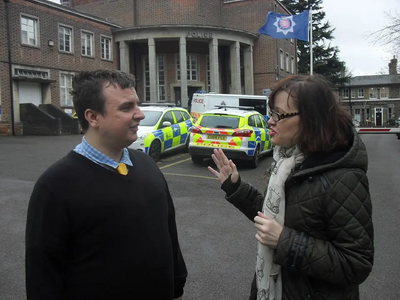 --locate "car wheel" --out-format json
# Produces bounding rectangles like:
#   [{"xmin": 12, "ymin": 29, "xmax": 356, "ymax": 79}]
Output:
[
  {"xmin": 149, "ymin": 140, "xmax": 161, "ymax": 162},
  {"xmin": 249, "ymin": 146, "xmax": 260, "ymax": 169},
  {"xmin": 191, "ymin": 155, "xmax": 203, "ymax": 164}
]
